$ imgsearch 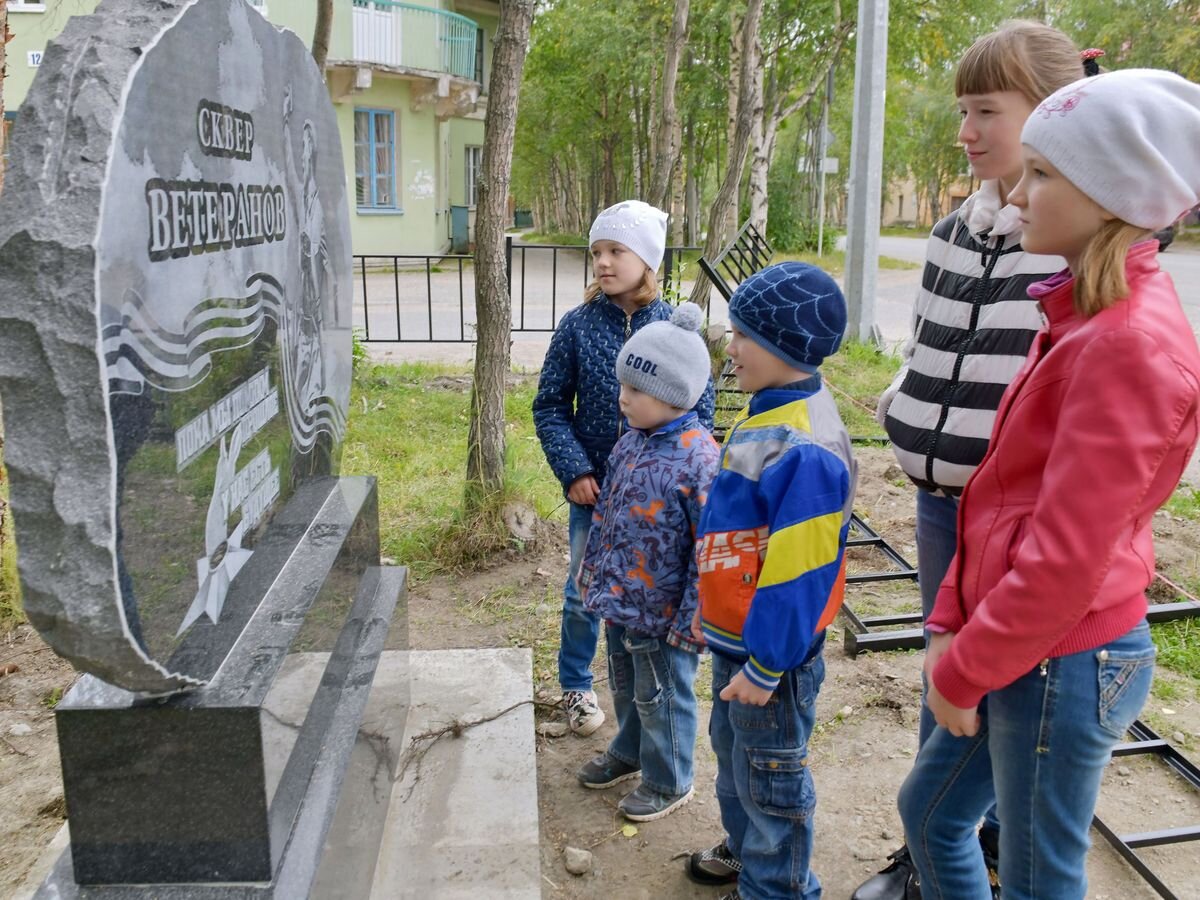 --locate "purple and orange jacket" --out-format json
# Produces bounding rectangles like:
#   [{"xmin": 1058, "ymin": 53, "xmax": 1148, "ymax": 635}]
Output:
[
  {"xmin": 580, "ymin": 411, "xmax": 720, "ymax": 649},
  {"xmin": 697, "ymin": 377, "xmax": 857, "ymax": 690}
]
